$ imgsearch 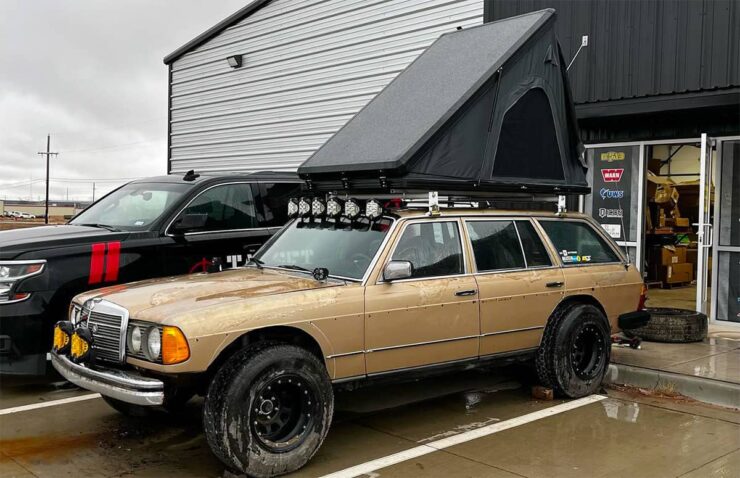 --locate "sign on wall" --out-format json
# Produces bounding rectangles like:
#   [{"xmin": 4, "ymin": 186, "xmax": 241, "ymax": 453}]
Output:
[{"xmin": 590, "ymin": 147, "xmax": 633, "ymax": 241}]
